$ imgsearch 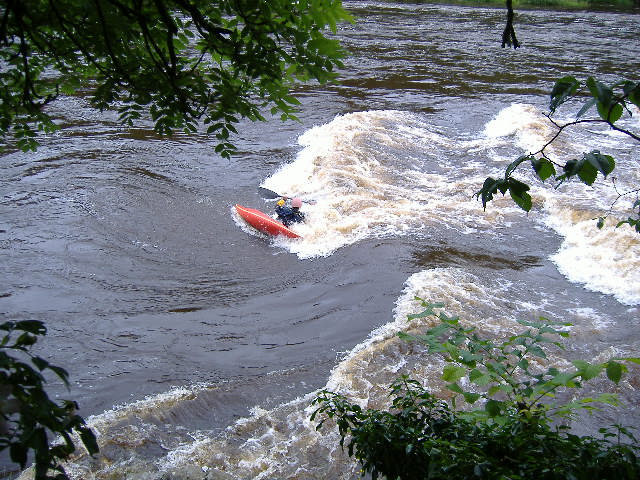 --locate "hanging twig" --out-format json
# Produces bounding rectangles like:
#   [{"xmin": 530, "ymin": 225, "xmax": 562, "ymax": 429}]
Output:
[{"xmin": 502, "ymin": 0, "xmax": 520, "ymax": 48}]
